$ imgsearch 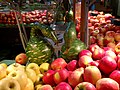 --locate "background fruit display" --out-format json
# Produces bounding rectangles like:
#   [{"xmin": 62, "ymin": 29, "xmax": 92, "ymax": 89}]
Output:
[
  {"xmin": 76, "ymin": 10, "xmax": 120, "ymax": 47},
  {"xmin": 0, "ymin": 10, "xmax": 54, "ymax": 25},
  {"xmin": 1, "ymin": 42, "xmax": 120, "ymax": 90}
]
